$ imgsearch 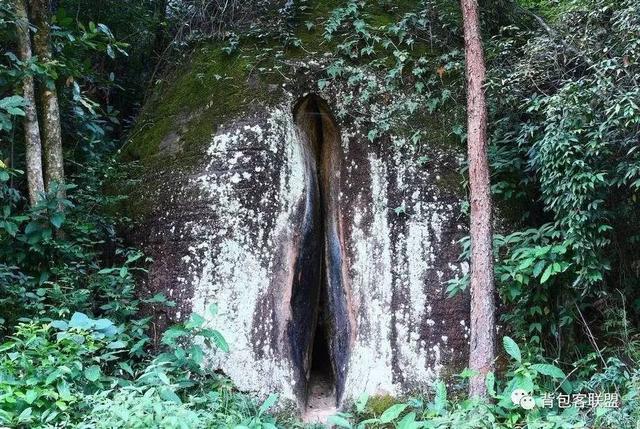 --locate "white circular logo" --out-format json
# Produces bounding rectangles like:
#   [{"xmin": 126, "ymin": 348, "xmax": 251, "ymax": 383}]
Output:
[
  {"xmin": 511, "ymin": 389, "xmax": 527, "ymax": 404},
  {"xmin": 511, "ymin": 388, "xmax": 535, "ymax": 409},
  {"xmin": 520, "ymin": 395, "xmax": 535, "ymax": 410}
]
